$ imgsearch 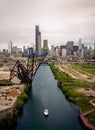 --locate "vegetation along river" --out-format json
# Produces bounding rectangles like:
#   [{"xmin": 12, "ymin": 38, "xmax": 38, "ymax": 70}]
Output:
[{"xmin": 15, "ymin": 65, "xmax": 83, "ymax": 130}]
